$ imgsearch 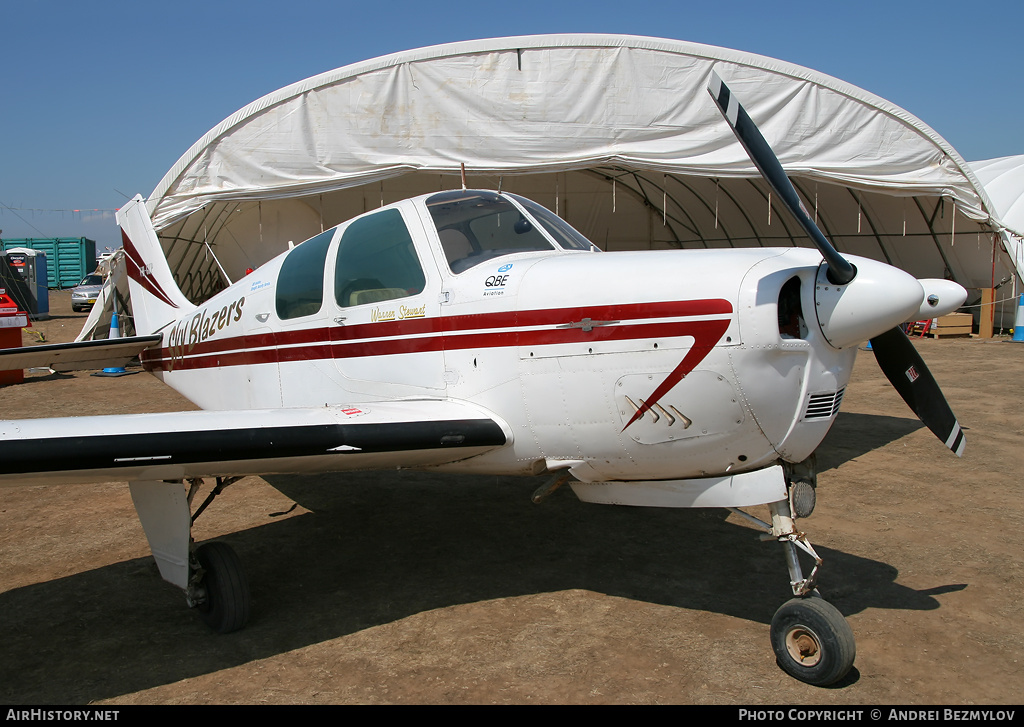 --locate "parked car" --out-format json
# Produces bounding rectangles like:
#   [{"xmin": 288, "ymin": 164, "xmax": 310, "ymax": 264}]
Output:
[{"xmin": 70, "ymin": 274, "xmax": 104, "ymax": 312}]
